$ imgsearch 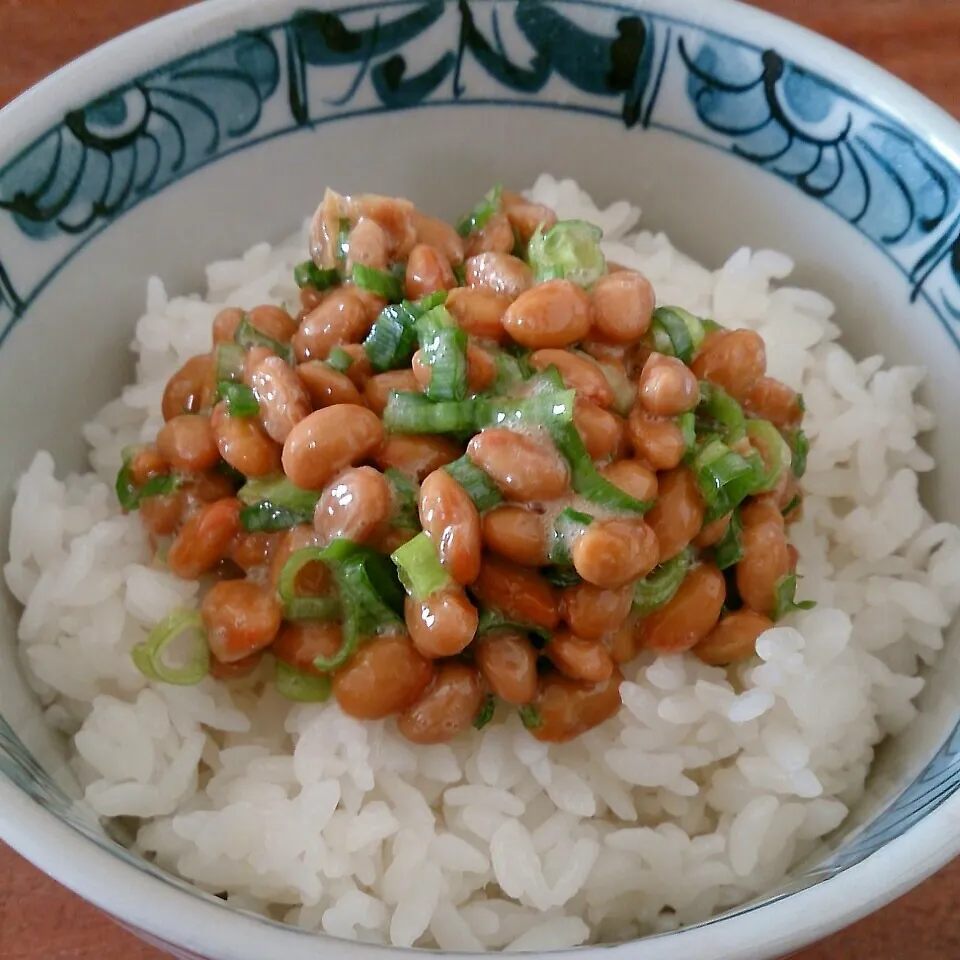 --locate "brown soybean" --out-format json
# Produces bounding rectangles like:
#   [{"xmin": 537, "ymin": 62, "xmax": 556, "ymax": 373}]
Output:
[
  {"xmin": 374, "ymin": 434, "xmax": 463, "ymax": 481},
  {"xmin": 531, "ymin": 670, "xmax": 624, "ymax": 744},
  {"xmin": 249, "ymin": 354, "xmax": 312, "ymax": 443},
  {"xmin": 639, "ymin": 564, "xmax": 726, "ymax": 655},
  {"xmin": 600, "ymin": 460, "xmax": 658, "ymax": 503},
  {"xmin": 167, "ymin": 498, "xmax": 242, "ymax": 580},
  {"xmin": 530, "ymin": 349, "xmax": 615, "ymax": 407},
  {"xmin": 571, "ymin": 519, "xmax": 660, "ymax": 589},
  {"xmin": 273, "ymin": 621, "xmax": 343, "ymax": 675},
  {"xmin": 694, "ymin": 610, "xmax": 773, "ymax": 666},
  {"xmin": 627, "ymin": 408, "xmax": 686, "ymax": 471},
  {"xmin": 314, "ymin": 466, "xmax": 392, "ymax": 544},
  {"xmin": 475, "ymin": 632, "xmax": 538, "ymax": 705},
  {"xmin": 736, "ymin": 521, "xmax": 791, "ymax": 617},
  {"xmin": 465, "ymin": 252, "xmax": 533, "ymax": 299},
  {"xmin": 210, "ymin": 401, "xmax": 283, "ymax": 477},
  {"xmin": 405, "ymin": 243, "xmax": 456, "ymax": 300},
  {"xmin": 246, "ymin": 304, "xmax": 298, "ymax": 343},
  {"xmin": 411, "ymin": 210, "xmax": 465, "ymax": 264},
  {"xmin": 481, "ymin": 506, "xmax": 549, "ymax": 566},
  {"xmin": 405, "ymin": 589, "xmax": 479, "ymax": 659},
  {"xmin": 333, "ymin": 634, "xmax": 434, "ymax": 720},
  {"xmin": 201, "ymin": 580, "xmax": 282, "ymax": 663},
  {"xmin": 446, "ymin": 287, "xmax": 509, "ymax": 341},
  {"xmin": 639, "ymin": 353, "xmax": 701, "ymax": 417},
  {"xmin": 397, "ymin": 662, "xmax": 486, "ymax": 745},
  {"xmin": 590, "ymin": 271, "xmax": 655, "ymax": 344},
  {"xmin": 574, "ymin": 400, "xmax": 625, "ymax": 461},
  {"xmin": 472, "ymin": 556, "xmax": 559, "ymax": 630},
  {"xmin": 419, "ymin": 469, "xmax": 482, "ymax": 585},
  {"xmin": 547, "ymin": 631, "xmax": 615, "ymax": 683},
  {"xmin": 692, "ymin": 329, "xmax": 766, "ymax": 399},
  {"xmin": 282, "ymin": 405, "xmax": 385, "ymax": 490},
  {"xmin": 467, "ymin": 428, "xmax": 569, "ymax": 501},
  {"xmin": 293, "ymin": 290, "xmax": 372, "ymax": 362},
  {"xmin": 297, "ymin": 361, "xmax": 364, "ymax": 408},
  {"xmin": 645, "ymin": 467, "xmax": 705, "ymax": 563},
  {"xmin": 364, "ymin": 369, "xmax": 420, "ymax": 415},
  {"xmin": 501, "ymin": 280, "xmax": 592, "ymax": 349},
  {"xmin": 162, "ymin": 354, "xmax": 217, "ymax": 420},
  {"xmin": 562, "ymin": 582, "xmax": 633, "ymax": 640}
]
